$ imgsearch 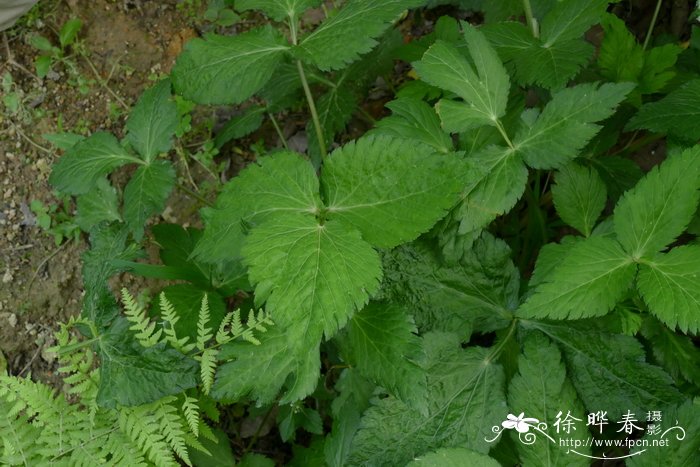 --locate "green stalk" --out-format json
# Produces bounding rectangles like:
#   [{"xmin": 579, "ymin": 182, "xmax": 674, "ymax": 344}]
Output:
[
  {"xmin": 297, "ymin": 60, "xmax": 327, "ymax": 160},
  {"xmin": 642, "ymin": 0, "xmax": 663, "ymax": 51},
  {"xmin": 522, "ymin": 0, "xmax": 539, "ymax": 38}
]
